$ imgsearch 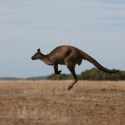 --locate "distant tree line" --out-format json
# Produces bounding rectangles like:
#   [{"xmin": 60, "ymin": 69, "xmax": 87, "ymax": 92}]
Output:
[{"xmin": 47, "ymin": 68, "xmax": 125, "ymax": 80}]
